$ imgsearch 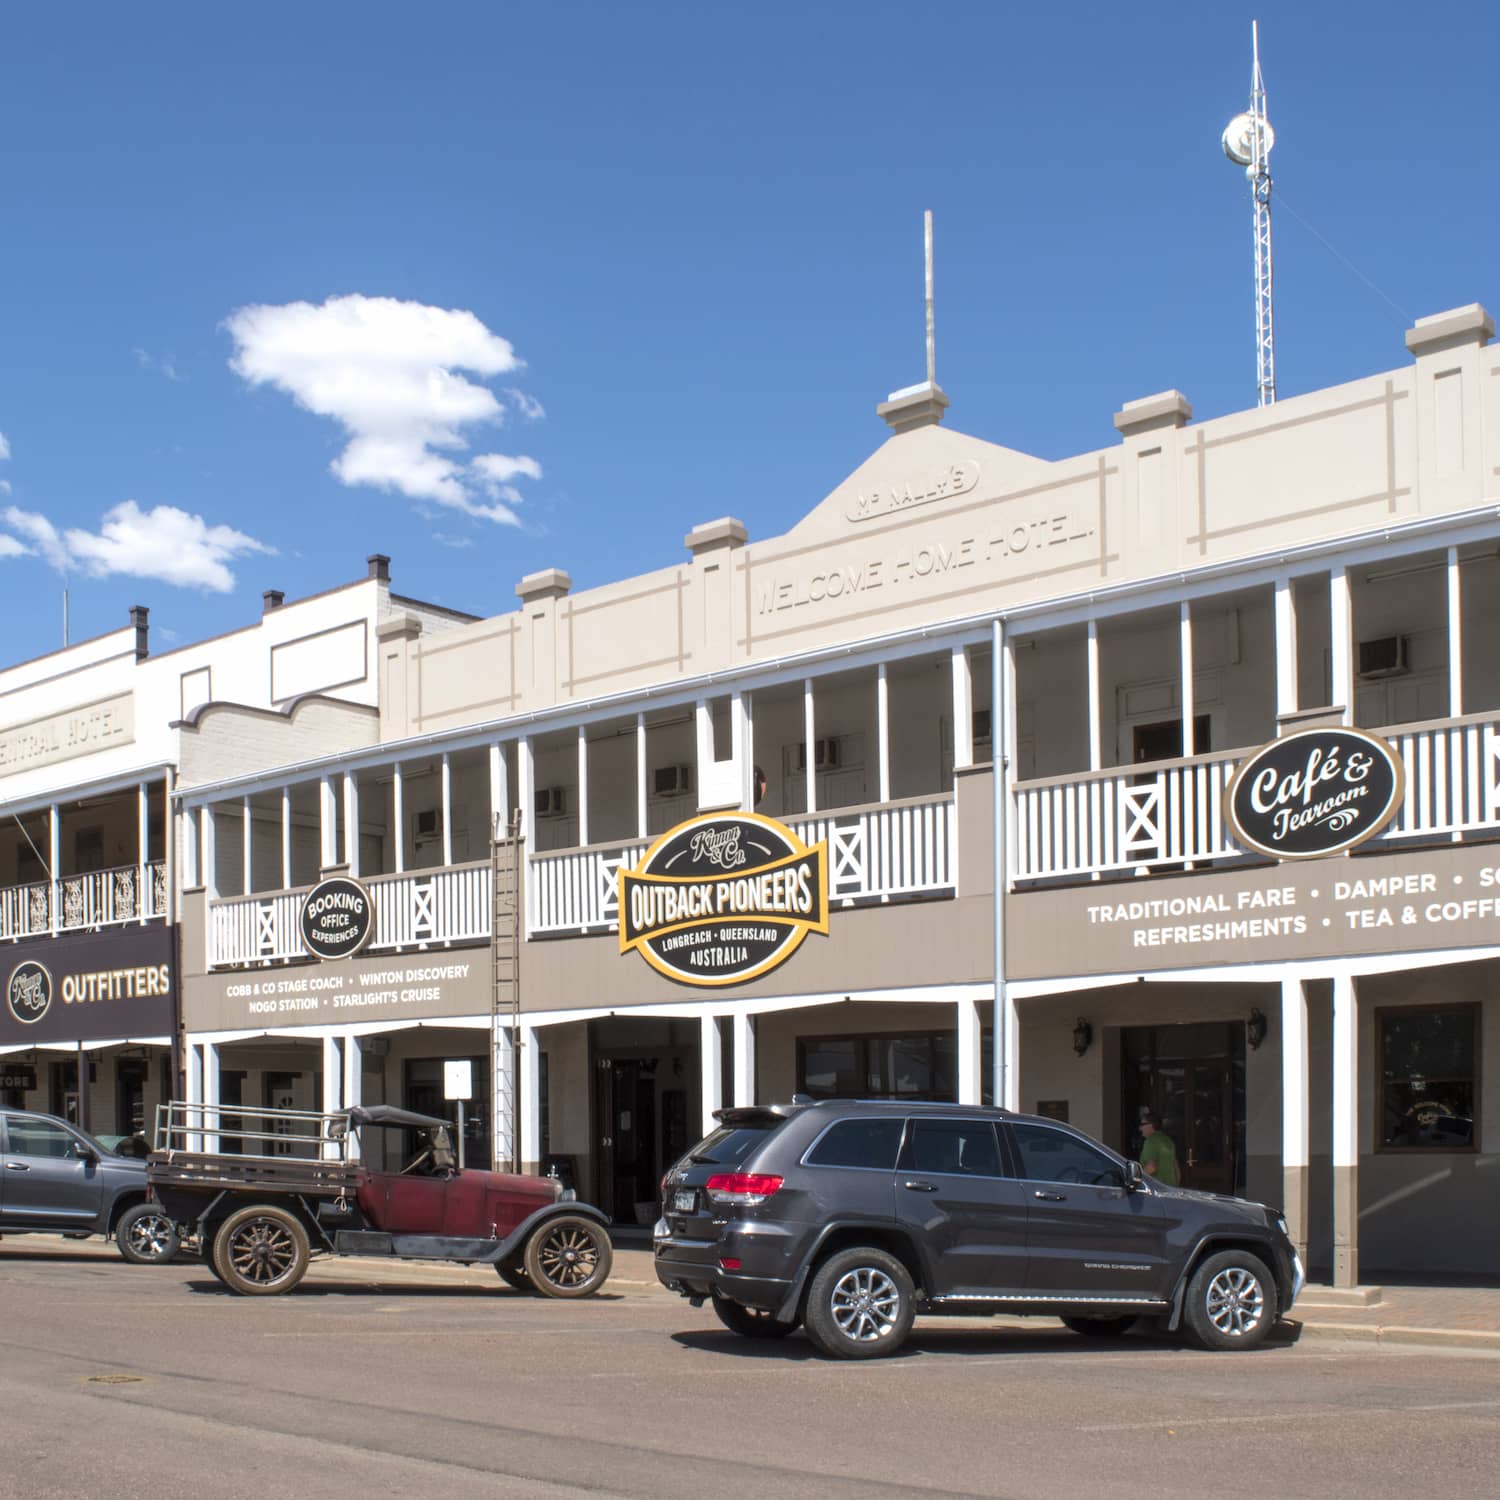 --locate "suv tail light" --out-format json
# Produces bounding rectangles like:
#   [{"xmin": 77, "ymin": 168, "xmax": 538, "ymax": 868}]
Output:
[{"xmin": 704, "ymin": 1172, "xmax": 783, "ymax": 1205}]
